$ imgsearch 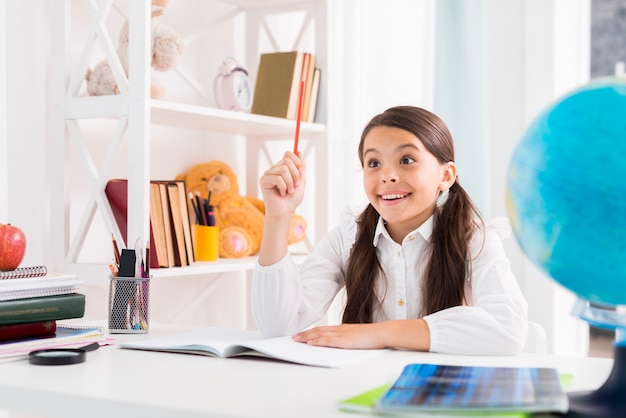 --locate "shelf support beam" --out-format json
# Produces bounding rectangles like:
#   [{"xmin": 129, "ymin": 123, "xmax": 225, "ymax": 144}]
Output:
[{"xmin": 126, "ymin": 1, "xmax": 151, "ymax": 252}]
